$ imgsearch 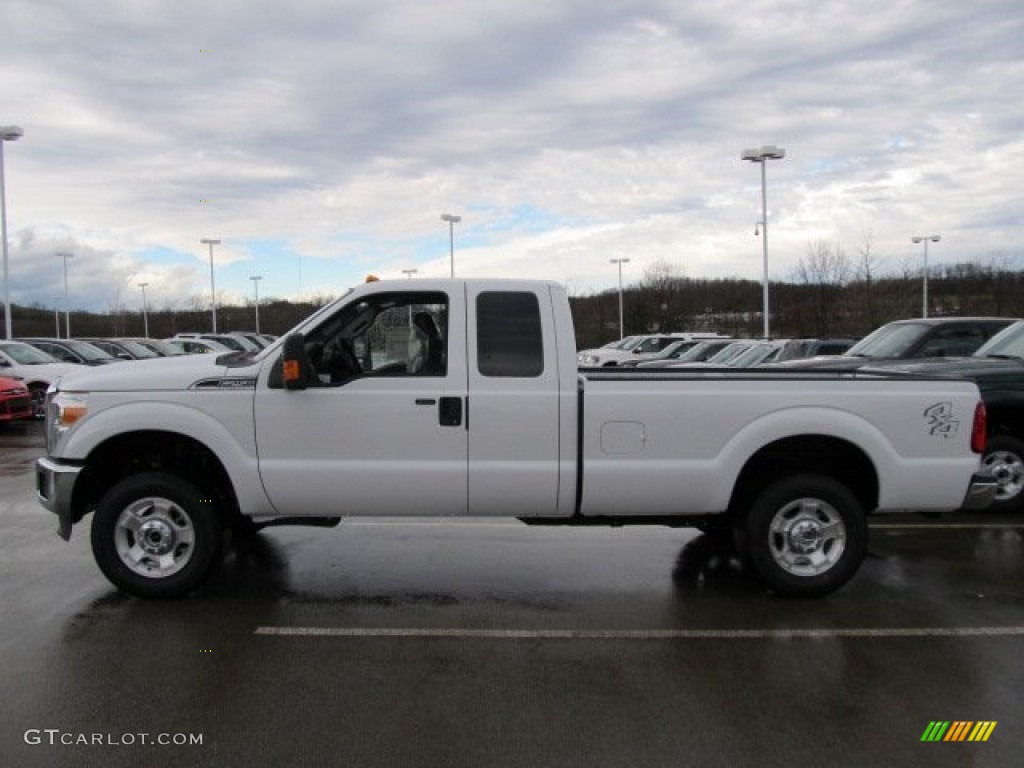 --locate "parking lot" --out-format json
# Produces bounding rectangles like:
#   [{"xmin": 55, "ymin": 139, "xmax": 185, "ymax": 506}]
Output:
[{"xmin": 2, "ymin": 419, "xmax": 1022, "ymax": 767}]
